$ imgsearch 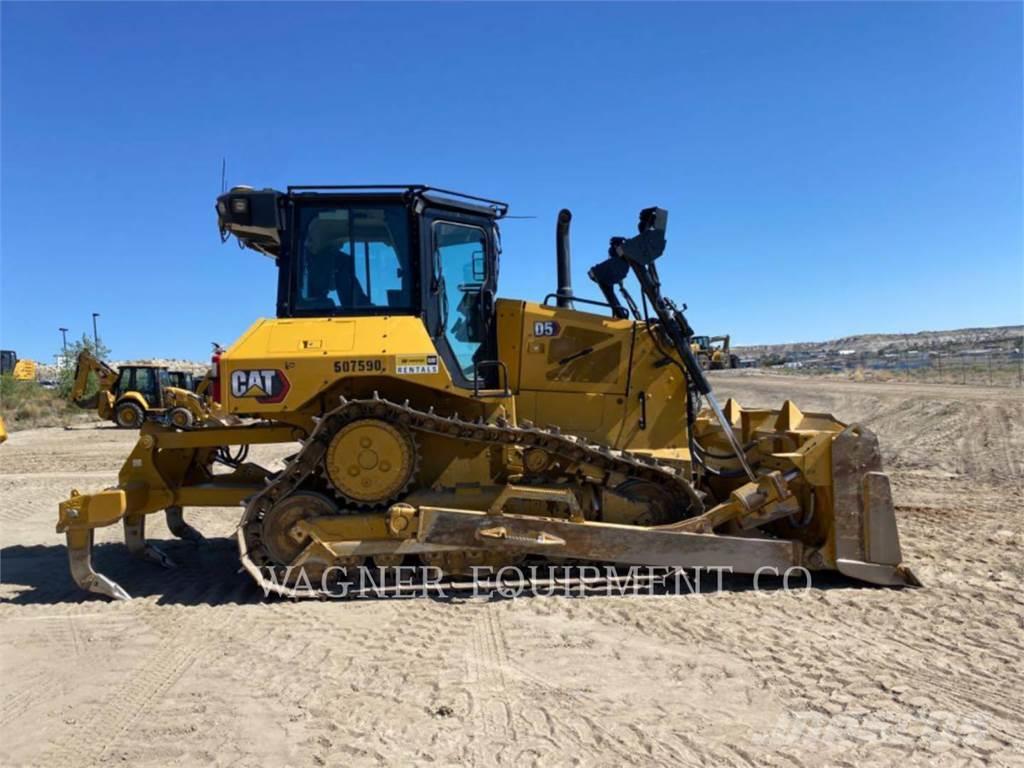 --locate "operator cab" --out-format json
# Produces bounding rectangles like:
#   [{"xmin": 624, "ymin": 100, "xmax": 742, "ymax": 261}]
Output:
[
  {"xmin": 217, "ymin": 185, "xmax": 506, "ymax": 388},
  {"xmin": 115, "ymin": 366, "xmax": 171, "ymax": 408},
  {"xmin": 0, "ymin": 350, "xmax": 16, "ymax": 377}
]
